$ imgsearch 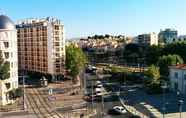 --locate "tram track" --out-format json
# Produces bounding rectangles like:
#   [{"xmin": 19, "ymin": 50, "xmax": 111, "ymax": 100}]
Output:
[{"xmin": 26, "ymin": 87, "xmax": 64, "ymax": 118}]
